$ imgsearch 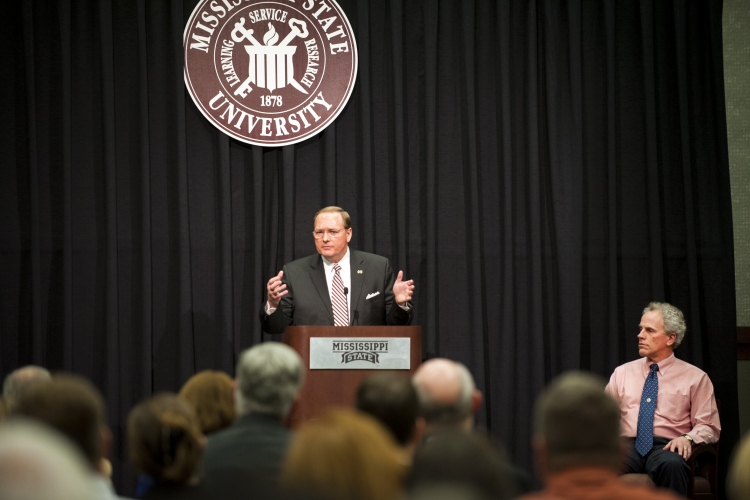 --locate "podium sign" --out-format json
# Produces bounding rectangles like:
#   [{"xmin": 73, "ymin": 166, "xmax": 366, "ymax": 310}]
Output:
[
  {"xmin": 282, "ymin": 326, "xmax": 421, "ymax": 426},
  {"xmin": 310, "ymin": 338, "xmax": 411, "ymax": 370}
]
